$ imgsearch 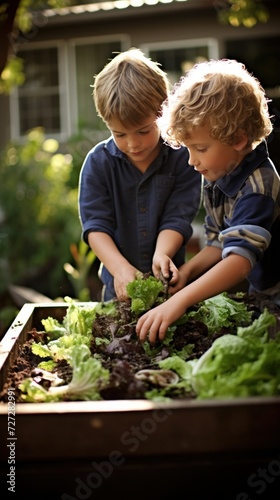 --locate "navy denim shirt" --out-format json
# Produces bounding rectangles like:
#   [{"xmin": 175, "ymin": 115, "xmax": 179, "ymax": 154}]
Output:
[{"xmin": 78, "ymin": 136, "xmax": 202, "ymax": 299}]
